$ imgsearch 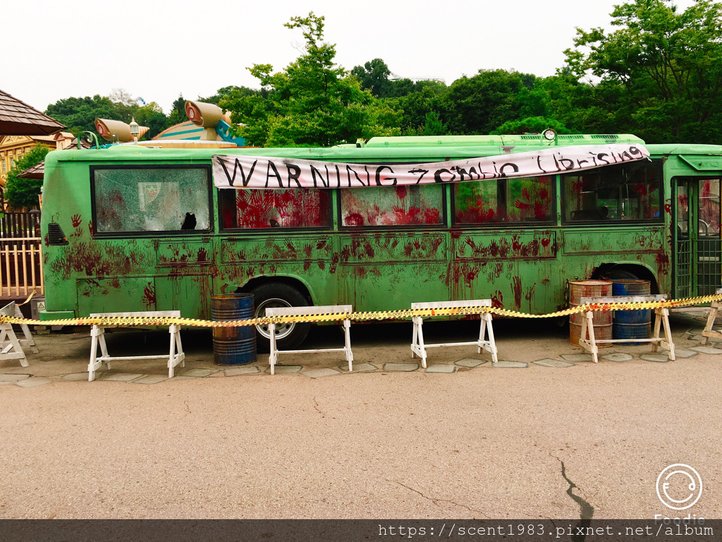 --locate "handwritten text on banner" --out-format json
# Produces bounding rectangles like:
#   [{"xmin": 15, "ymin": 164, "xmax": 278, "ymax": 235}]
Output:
[{"xmin": 213, "ymin": 144, "xmax": 649, "ymax": 189}]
